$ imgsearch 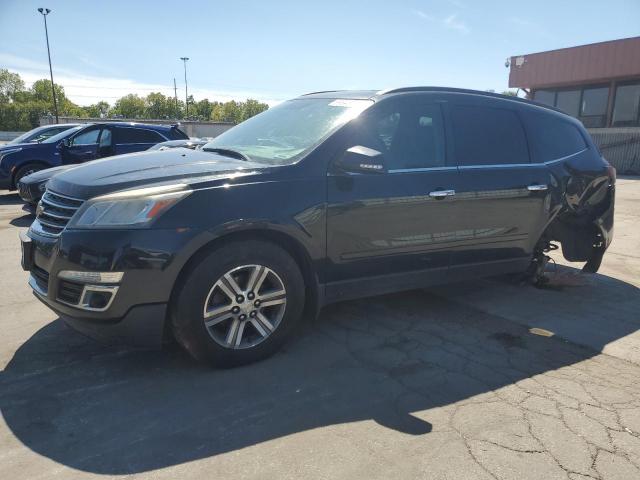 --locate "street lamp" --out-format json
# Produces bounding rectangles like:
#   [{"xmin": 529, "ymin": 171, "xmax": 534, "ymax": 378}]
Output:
[
  {"xmin": 37, "ymin": 7, "xmax": 59, "ymax": 123},
  {"xmin": 180, "ymin": 57, "xmax": 189, "ymax": 118}
]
